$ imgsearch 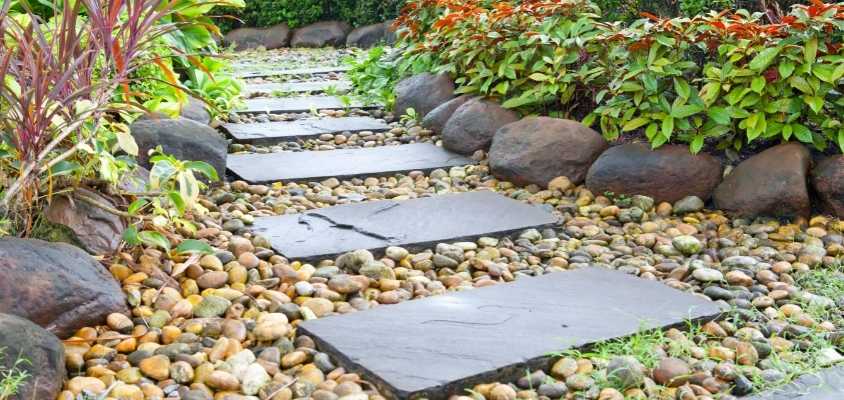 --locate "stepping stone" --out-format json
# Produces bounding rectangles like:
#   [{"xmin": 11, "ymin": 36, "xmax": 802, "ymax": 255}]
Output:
[
  {"xmin": 298, "ymin": 267, "xmax": 723, "ymax": 399},
  {"xmin": 746, "ymin": 364, "xmax": 844, "ymax": 399},
  {"xmin": 237, "ymin": 96, "xmax": 376, "ymax": 114},
  {"xmin": 223, "ymin": 116, "xmax": 389, "ymax": 144},
  {"xmin": 250, "ymin": 191, "xmax": 557, "ymax": 261},
  {"xmin": 228, "ymin": 143, "xmax": 471, "ymax": 183},
  {"xmin": 242, "ymin": 81, "xmax": 352, "ymax": 96},
  {"xmin": 237, "ymin": 65, "xmax": 351, "ymax": 79}
]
